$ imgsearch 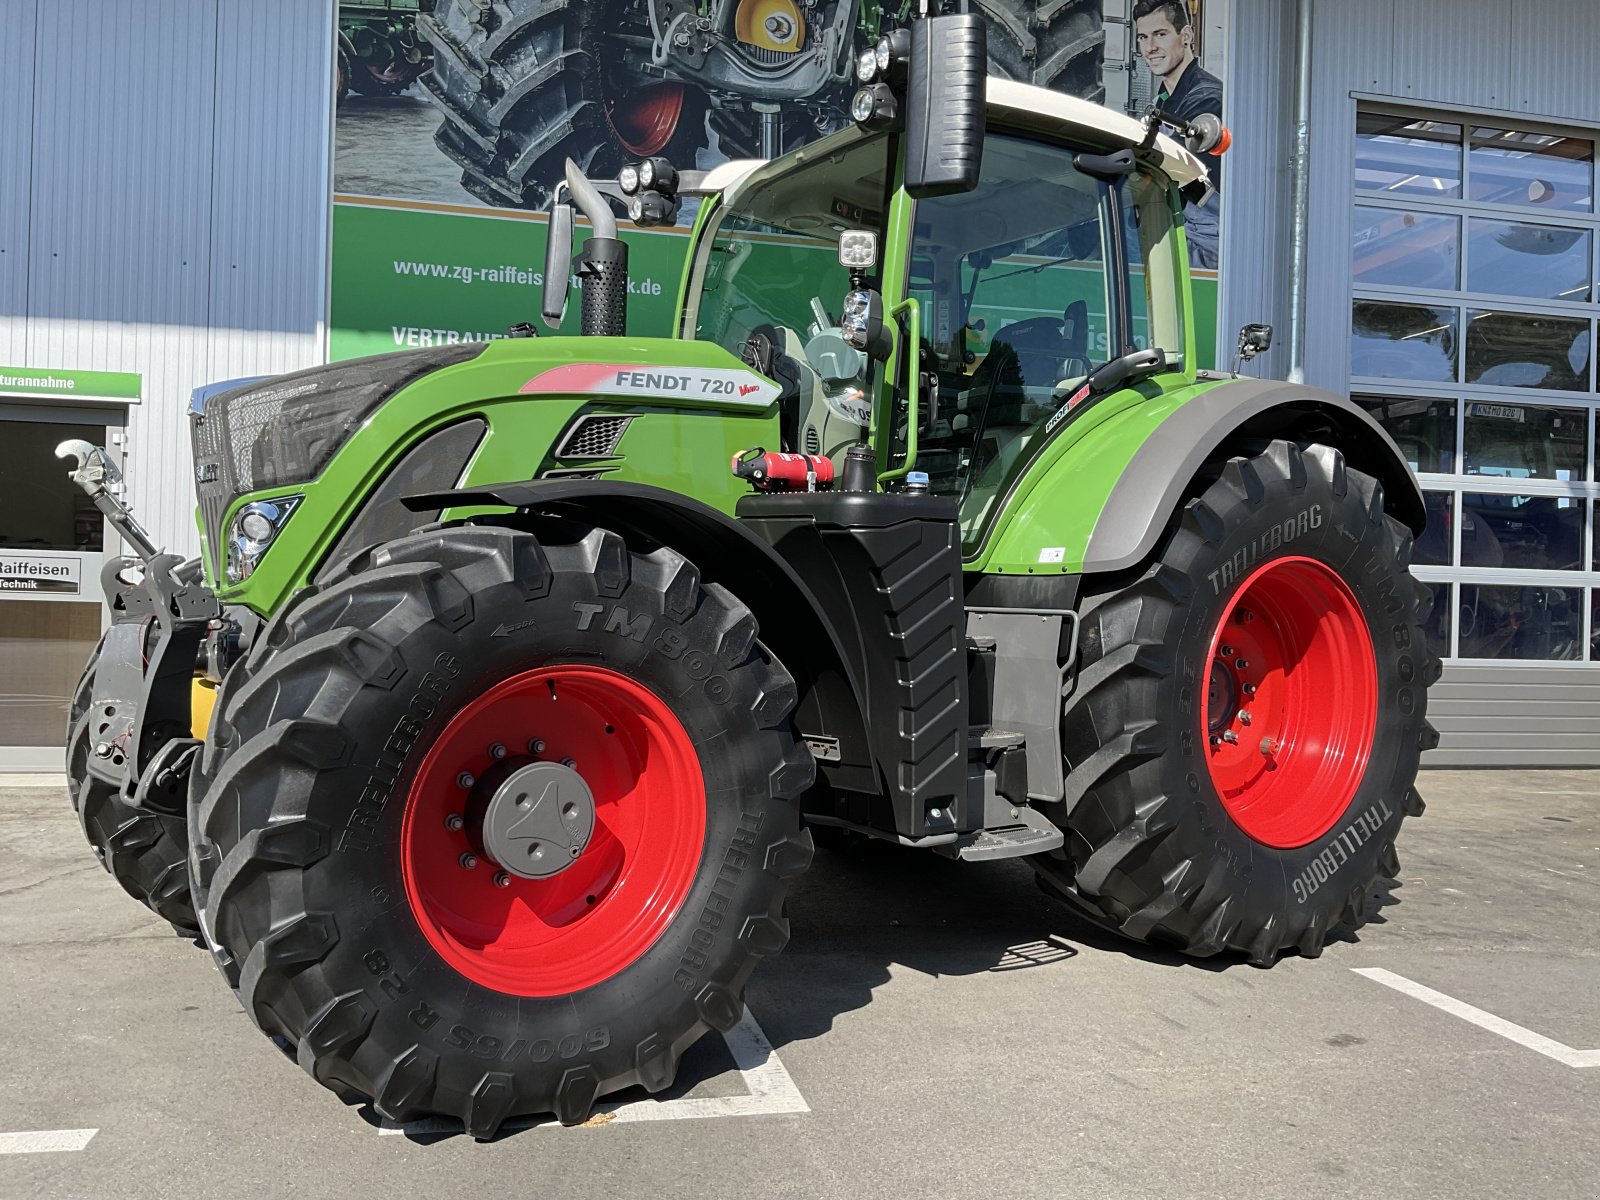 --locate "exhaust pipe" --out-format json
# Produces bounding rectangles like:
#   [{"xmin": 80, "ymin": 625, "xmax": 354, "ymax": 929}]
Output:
[{"xmin": 541, "ymin": 159, "xmax": 629, "ymax": 337}]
